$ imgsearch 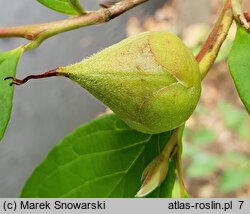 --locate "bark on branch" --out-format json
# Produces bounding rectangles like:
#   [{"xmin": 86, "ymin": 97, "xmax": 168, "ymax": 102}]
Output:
[{"xmin": 0, "ymin": 0, "xmax": 148, "ymax": 41}]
